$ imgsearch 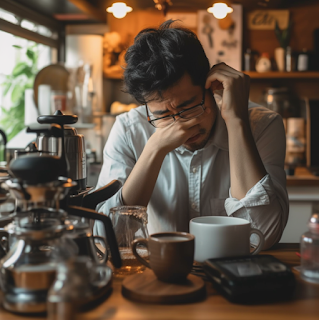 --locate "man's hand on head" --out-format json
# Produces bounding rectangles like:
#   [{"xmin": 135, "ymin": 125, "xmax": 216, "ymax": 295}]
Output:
[{"xmin": 205, "ymin": 63, "xmax": 250, "ymax": 125}]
